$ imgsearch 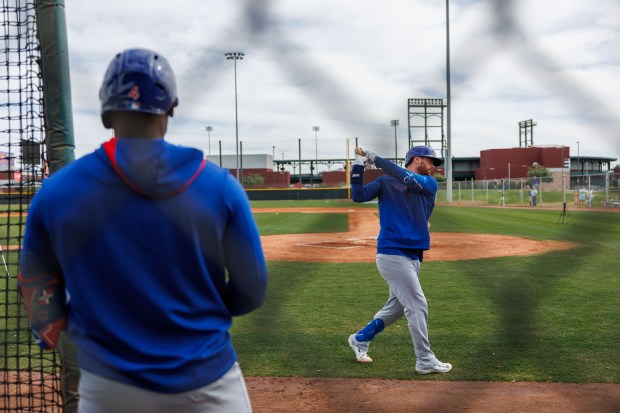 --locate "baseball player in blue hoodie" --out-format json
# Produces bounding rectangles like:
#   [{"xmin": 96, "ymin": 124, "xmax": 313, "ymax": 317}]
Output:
[
  {"xmin": 347, "ymin": 146, "xmax": 452, "ymax": 375},
  {"xmin": 19, "ymin": 48, "xmax": 267, "ymax": 412}
]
